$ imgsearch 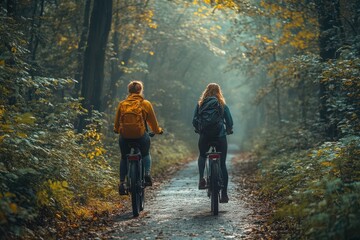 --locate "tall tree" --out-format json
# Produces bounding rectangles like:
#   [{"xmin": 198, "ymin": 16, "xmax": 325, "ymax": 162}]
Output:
[
  {"xmin": 6, "ymin": 0, "xmax": 16, "ymax": 16},
  {"xmin": 79, "ymin": 0, "xmax": 112, "ymax": 131},
  {"xmin": 74, "ymin": 0, "xmax": 92, "ymax": 96},
  {"xmin": 316, "ymin": 0, "xmax": 343, "ymax": 140}
]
